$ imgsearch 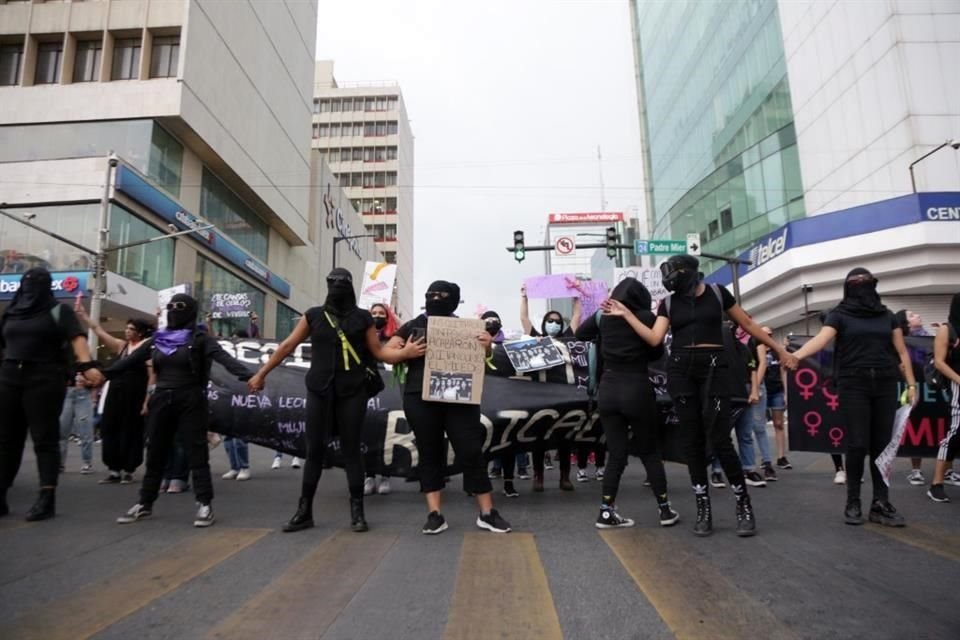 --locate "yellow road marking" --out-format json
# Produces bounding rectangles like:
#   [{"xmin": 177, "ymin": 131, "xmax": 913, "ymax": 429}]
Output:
[
  {"xmin": 206, "ymin": 529, "xmax": 397, "ymax": 640},
  {"xmin": 1, "ymin": 527, "xmax": 269, "ymax": 640},
  {"xmin": 444, "ymin": 532, "xmax": 562, "ymax": 640},
  {"xmin": 868, "ymin": 522, "xmax": 960, "ymax": 563},
  {"xmin": 601, "ymin": 529, "xmax": 800, "ymax": 640}
]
